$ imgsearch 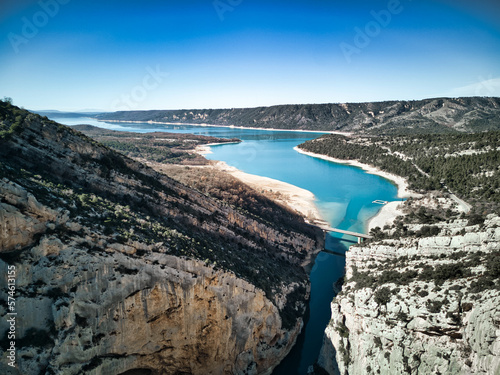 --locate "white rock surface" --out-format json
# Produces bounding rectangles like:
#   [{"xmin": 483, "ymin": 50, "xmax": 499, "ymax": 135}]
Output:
[{"xmin": 318, "ymin": 215, "xmax": 500, "ymax": 375}]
